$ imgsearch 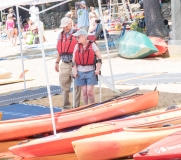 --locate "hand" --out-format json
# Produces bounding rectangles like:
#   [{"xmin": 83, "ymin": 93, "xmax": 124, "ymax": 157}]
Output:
[
  {"xmin": 55, "ymin": 63, "xmax": 59, "ymax": 72},
  {"xmin": 94, "ymin": 70, "xmax": 100, "ymax": 75},
  {"xmin": 73, "ymin": 72, "xmax": 78, "ymax": 78}
]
